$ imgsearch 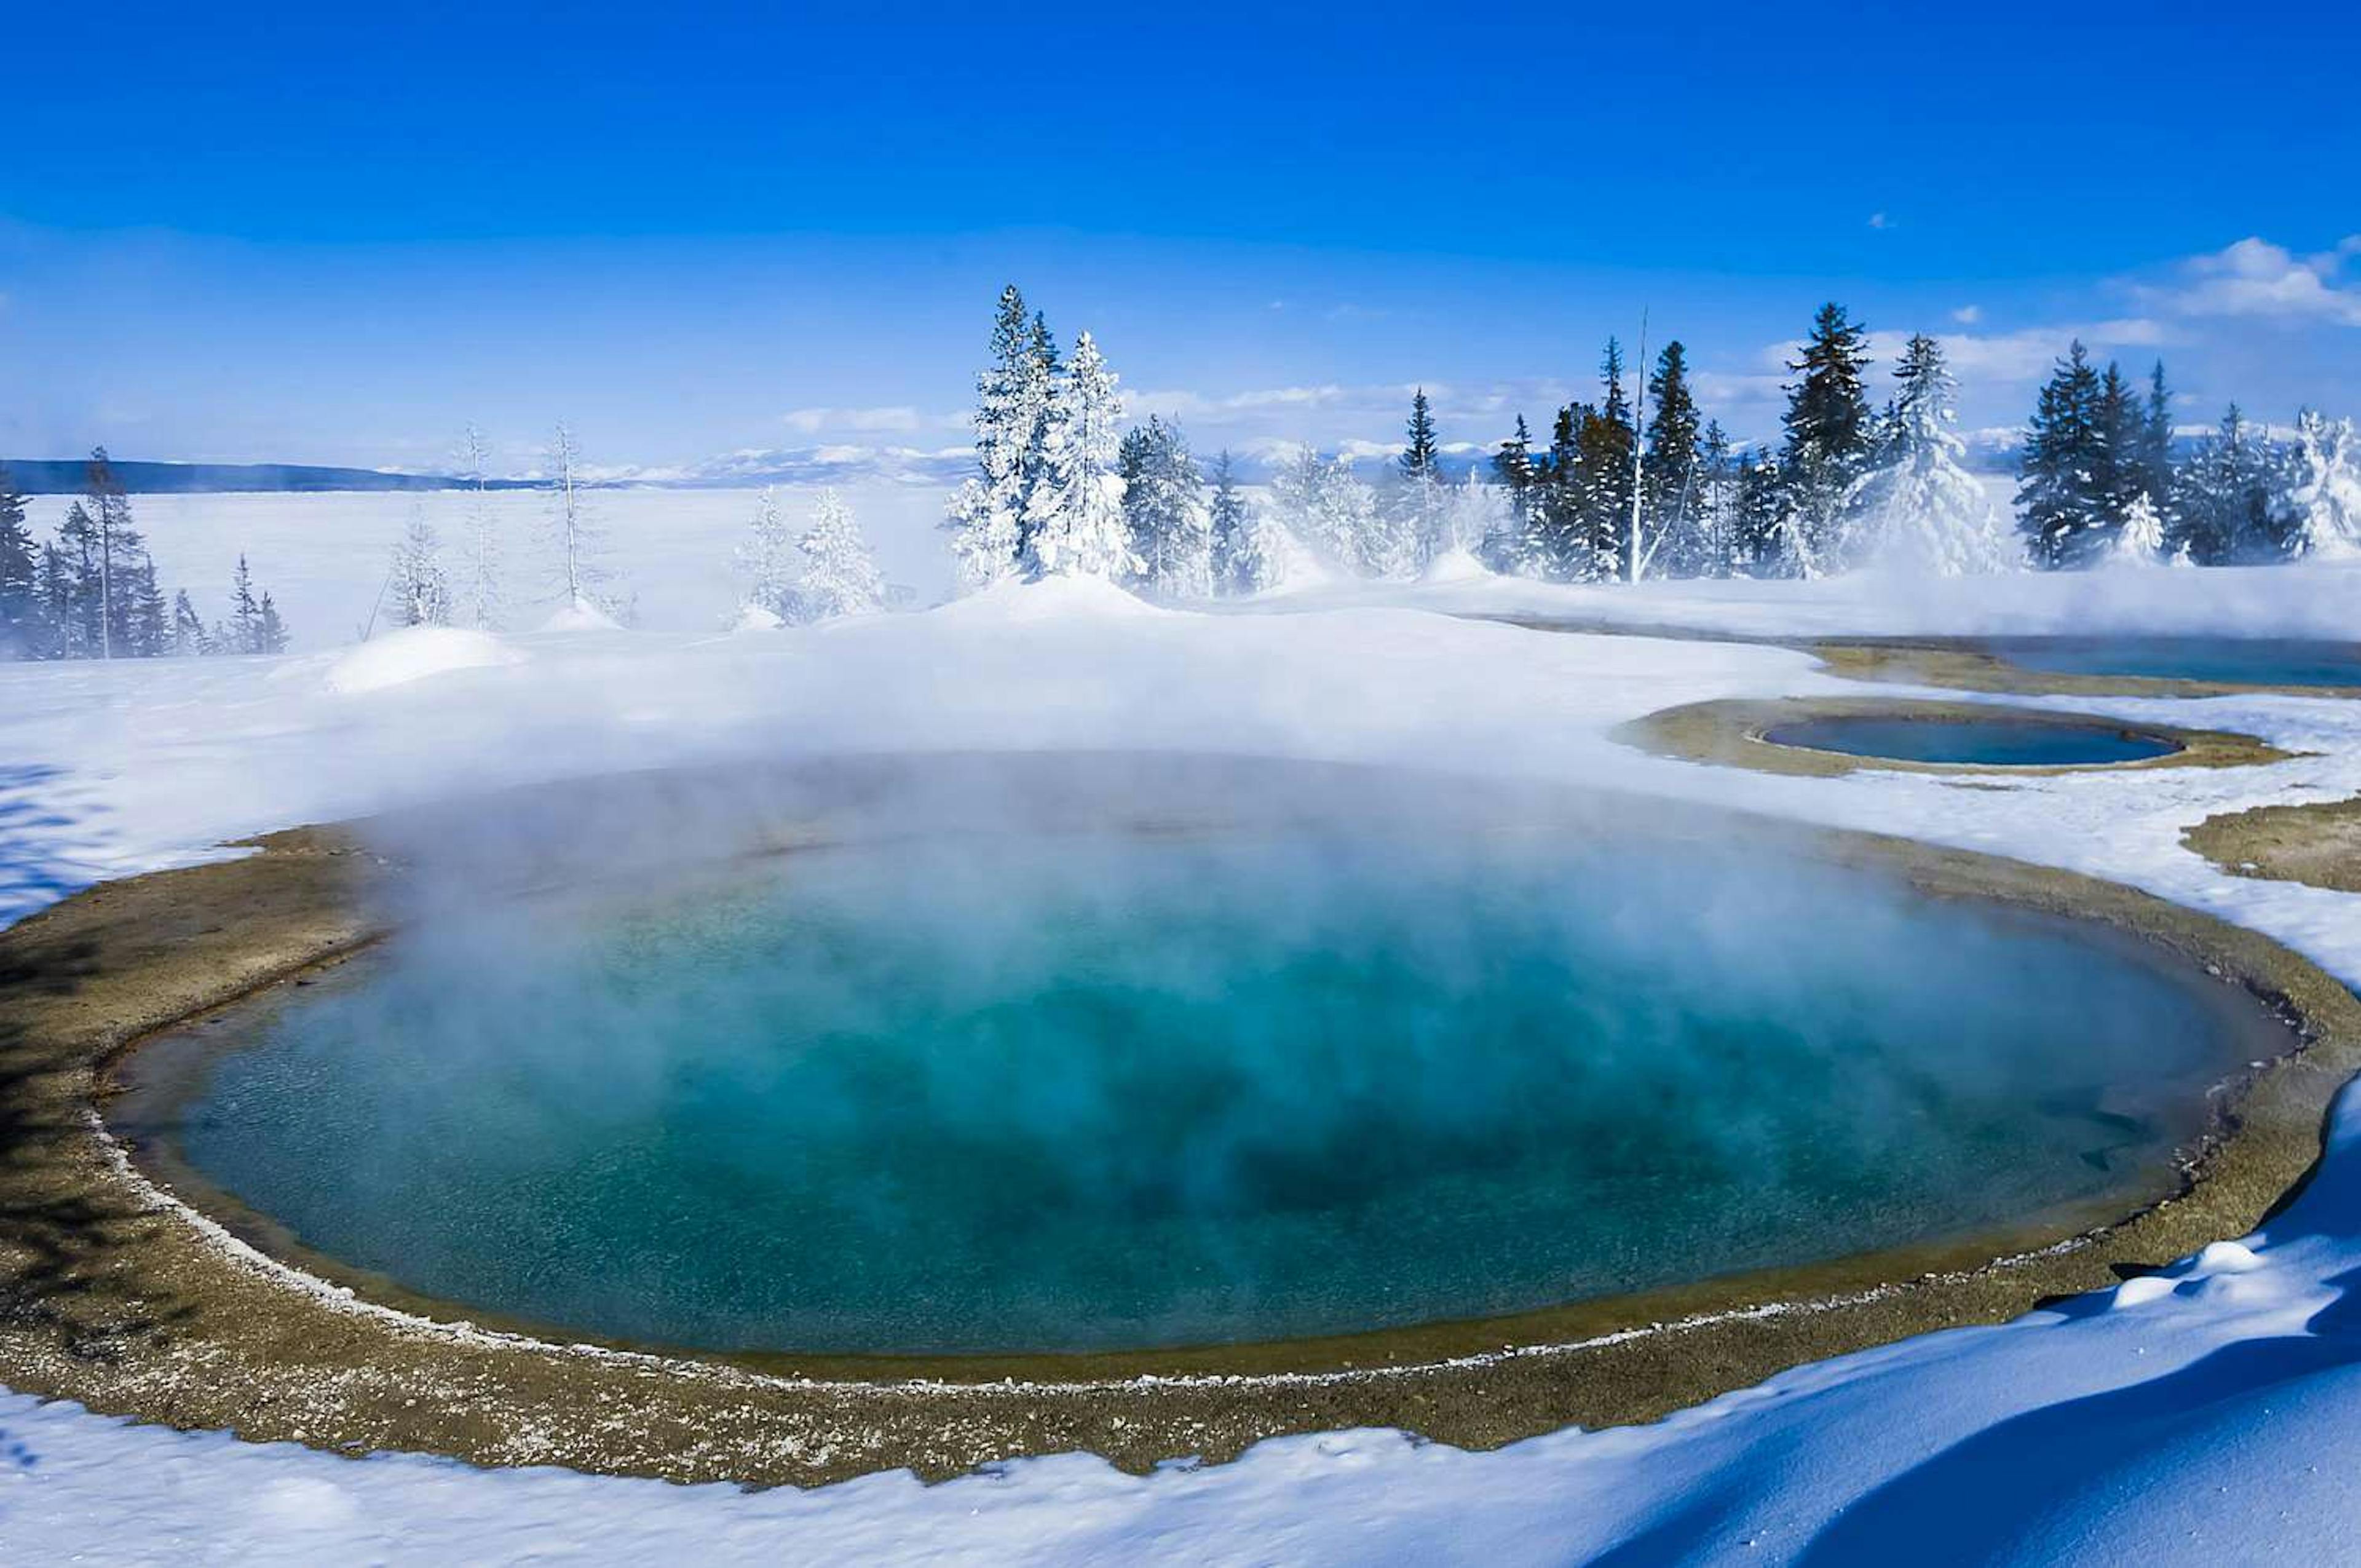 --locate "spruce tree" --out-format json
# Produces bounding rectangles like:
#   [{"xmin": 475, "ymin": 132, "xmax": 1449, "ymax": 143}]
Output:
[
  {"xmin": 2288, "ymin": 410, "xmax": 2361, "ymax": 557},
  {"xmin": 943, "ymin": 286, "xmax": 1037, "ymax": 592},
  {"xmin": 1393, "ymin": 389, "xmax": 1449, "ymax": 566},
  {"xmin": 1119, "ymin": 416, "xmax": 1212, "ymax": 597},
  {"xmin": 1207, "ymin": 450, "xmax": 1261, "ymax": 594},
  {"xmin": 1486, "ymin": 414, "xmax": 1538, "ymax": 573},
  {"xmin": 229, "ymin": 555, "xmax": 262, "ymax": 653},
  {"xmin": 2017, "ymin": 341, "xmax": 2109, "ymax": 568},
  {"xmin": 1578, "ymin": 339, "xmax": 1637, "ymax": 578},
  {"xmin": 1734, "ymin": 451, "xmax": 1786, "ymax": 574},
  {"xmin": 171, "ymin": 590, "xmax": 210, "ymax": 655},
  {"xmin": 1641, "ymin": 342, "xmax": 1703, "ymax": 577},
  {"xmin": 1776, "ymin": 304, "xmax": 1875, "ymax": 574},
  {"xmin": 1536, "ymin": 403, "xmax": 1586, "ymax": 578},
  {"xmin": 2138, "ymin": 362, "xmax": 2175, "ymax": 513},
  {"xmin": 1845, "ymin": 334, "xmax": 2012, "ymax": 574},
  {"xmin": 732, "ymin": 487, "xmax": 801, "ymax": 624},
  {"xmin": 255, "ymin": 592, "xmax": 290, "ymax": 654},
  {"xmin": 0, "ymin": 464, "xmax": 37, "ymax": 657},
  {"xmin": 1021, "ymin": 330, "xmax": 1136, "ymax": 581}
]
